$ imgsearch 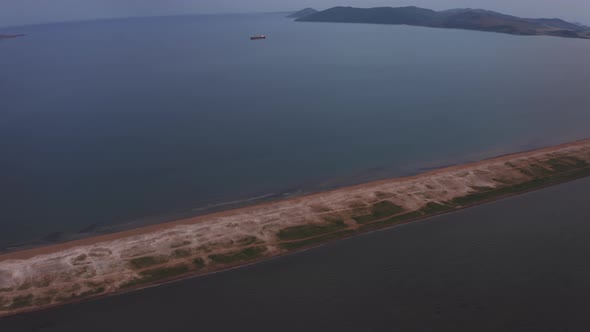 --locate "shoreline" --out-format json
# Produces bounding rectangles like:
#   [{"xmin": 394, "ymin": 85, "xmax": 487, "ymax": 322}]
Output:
[
  {"xmin": 2, "ymin": 138, "xmax": 590, "ymax": 317},
  {"xmin": 1, "ymin": 138, "xmax": 586, "ymax": 261},
  {"xmin": 1, "ymin": 137, "xmax": 587, "ymax": 261},
  {"xmin": 0, "ymin": 138, "xmax": 564, "ymax": 253},
  {"xmin": 0, "ymin": 149, "xmax": 482, "ymax": 253}
]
